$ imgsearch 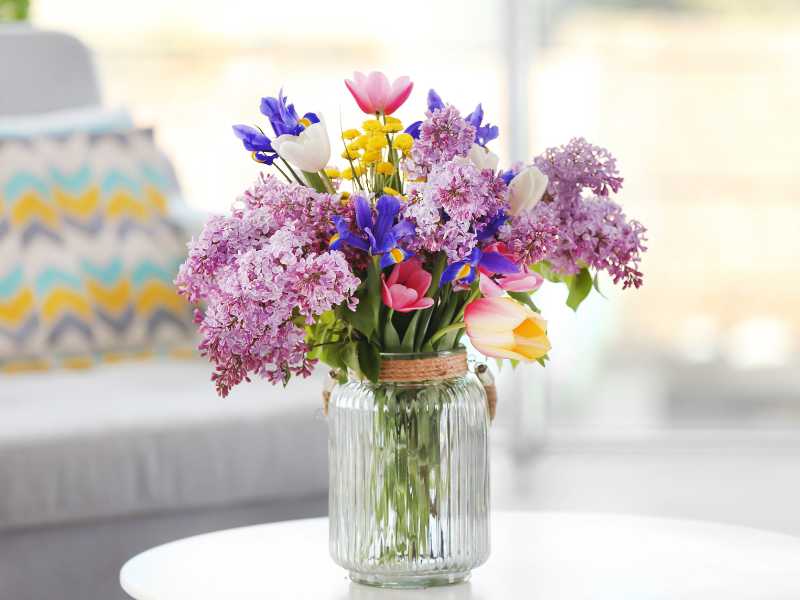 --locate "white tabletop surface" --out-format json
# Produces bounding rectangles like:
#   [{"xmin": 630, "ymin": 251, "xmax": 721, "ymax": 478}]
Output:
[{"xmin": 120, "ymin": 511, "xmax": 800, "ymax": 600}]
